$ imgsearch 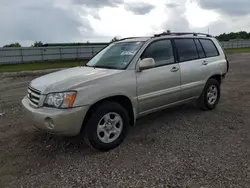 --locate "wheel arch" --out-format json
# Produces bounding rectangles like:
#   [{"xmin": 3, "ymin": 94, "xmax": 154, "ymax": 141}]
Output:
[
  {"xmin": 82, "ymin": 95, "xmax": 136, "ymax": 132},
  {"xmin": 198, "ymin": 74, "xmax": 222, "ymax": 99},
  {"xmin": 208, "ymin": 74, "xmax": 222, "ymax": 85}
]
